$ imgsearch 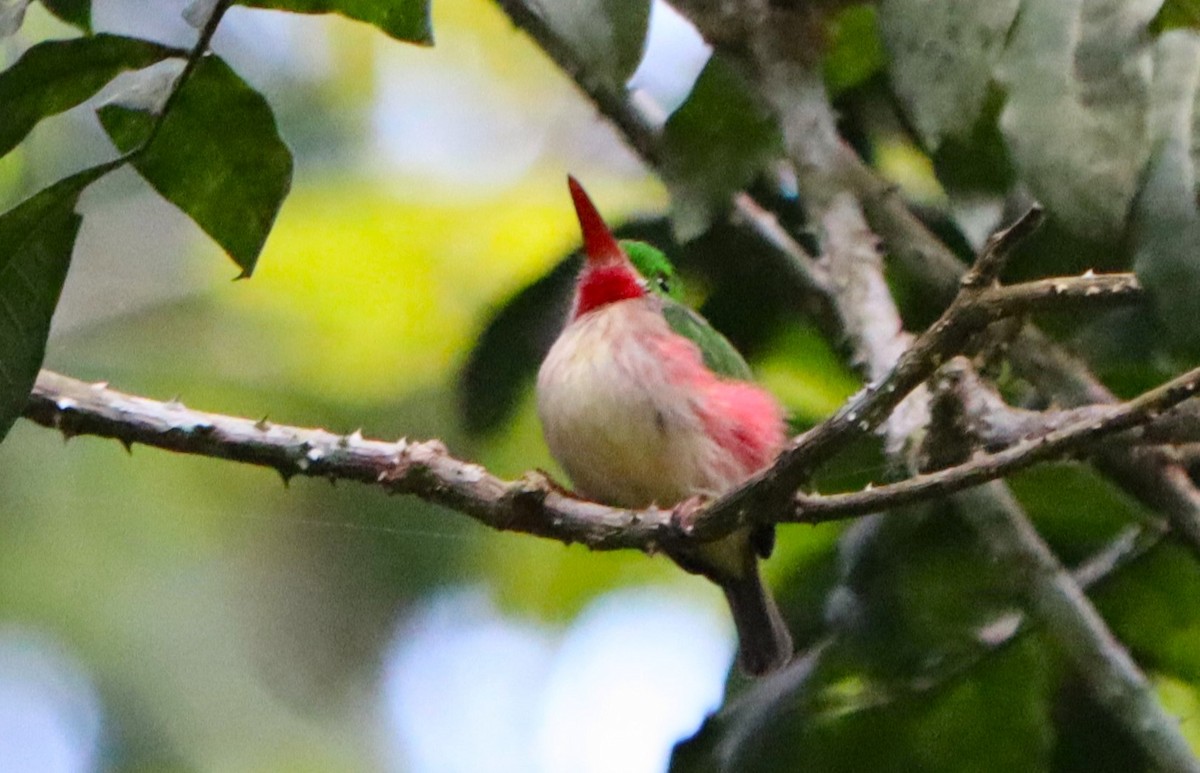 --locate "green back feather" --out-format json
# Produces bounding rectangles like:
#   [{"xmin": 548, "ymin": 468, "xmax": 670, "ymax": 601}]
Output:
[{"xmin": 620, "ymin": 240, "xmax": 754, "ymax": 381}]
